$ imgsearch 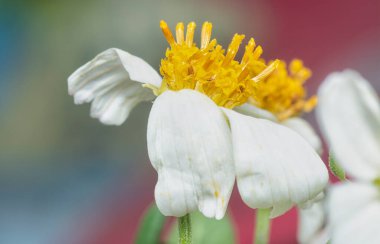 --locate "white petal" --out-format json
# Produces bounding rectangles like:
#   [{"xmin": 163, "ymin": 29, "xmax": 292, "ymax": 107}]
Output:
[
  {"xmin": 328, "ymin": 182, "xmax": 380, "ymax": 244},
  {"xmin": 234, "ymin": 103, "xmax": 277, "ymax": 121},
  {"xmin": 282, "ymin": 118, "xmax": 323, "ymax": 154},
  {"xmin": 235, "ymin": 104, "xmax": 323, "ymax": 154},
  {"xmin": 298, "ymin": 200, "xmax": 328, "ymax": 244},
  {"xmin": 223, "ymin": 109, "xmax": 328, "ymax": 218},
  {"xmin": 317, "ymin": 70, "xmax": 380, "ymax": 180},
  {"xmin": 68, "ymin": 48, "xmax": 162, "ymax": 125},
  {"xmin": 147, "ymin": 89, "xmax": 234, "ymax": 220}
]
